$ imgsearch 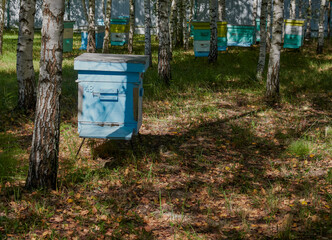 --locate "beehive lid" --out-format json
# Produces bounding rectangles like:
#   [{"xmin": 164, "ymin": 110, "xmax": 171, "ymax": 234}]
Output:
[{"xmin": 74, "ymin": 53, "xmax": 149, "ymax": 73}]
